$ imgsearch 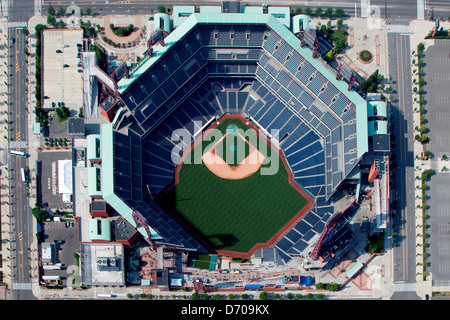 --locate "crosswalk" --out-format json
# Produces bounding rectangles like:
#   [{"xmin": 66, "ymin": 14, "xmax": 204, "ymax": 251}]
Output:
[
  {"xmin": 417, "ymin": 0, "xmax": 425, "ymax": 20},
  {"xmin": 10, "ymin": 141, "xmax": 27, "ymax": 149},
  {"xmin": 387, "ymin": 25, "xmax": 410, "ymax": 34},
  {"xmin": 13, "ymin": 282, "xmax": 32, "ymax": 290},
  {"xmin": 8, "ymin": 22, "xmax": 27, "ymax": 29},
  {"xmin": 393, "ymin": 282, "xmax": 417, "ymax": 292}
]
